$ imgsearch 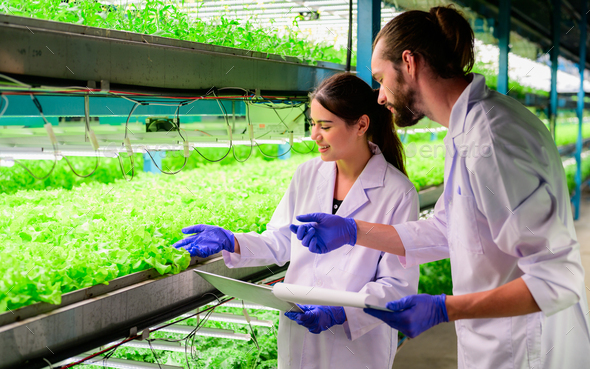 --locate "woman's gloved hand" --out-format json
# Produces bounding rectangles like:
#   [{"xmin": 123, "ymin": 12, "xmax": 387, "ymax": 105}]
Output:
[
  {"xmin": 289, "ymin": 213, "xmax": 357, "ymax": 254},
  {"xmin": 172, "ymin": 224, "xmax": 235, "ymax": 258},
  {"xmin": 284, "ymin": 305, "xmax": 346, "ymax": 334},
  {"xmin": 364, "ymin": 294, "xmax": 449, "ymax": 338}
]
